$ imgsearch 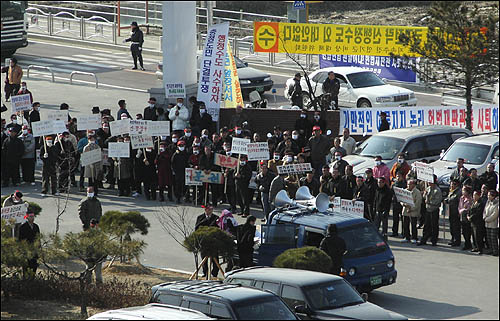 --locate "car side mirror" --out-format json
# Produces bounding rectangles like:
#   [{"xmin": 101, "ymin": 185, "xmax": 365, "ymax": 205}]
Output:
[
  {"xmin": 294, "ymin": 305, "xmax": 311, "ymax": 315},
  {"xmin": 361, "ymin": 293, "xmax": 369, "ymax": 302},
  {"xmin": 244, "ymin": 61, "xmax": 249, "ymax": 67}
]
